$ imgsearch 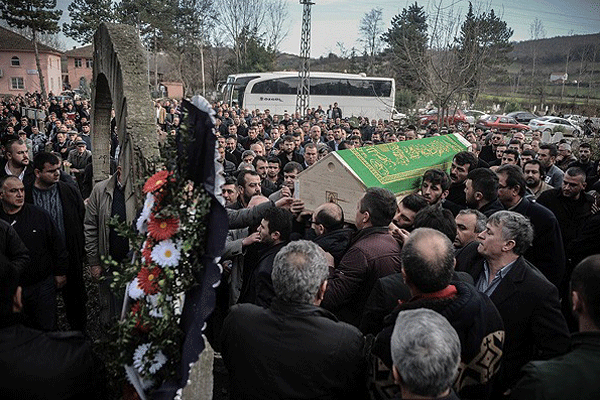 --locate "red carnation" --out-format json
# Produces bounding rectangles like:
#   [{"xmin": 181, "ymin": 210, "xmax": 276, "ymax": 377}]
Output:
[
  {"xmin": 130, "ymin": 302, "xmax": 150, "ymax": 332},
  {"xmin": 137, "ymin": 266, "xmax": 162, "ymax": 295},
  {"xmin": 141, "ymin": 240, "xmax": 154, "ymax": 264},
  {"xmin": 147, "ymin": 216, "xmax": 180, "ymax": 241},
  {"xmin": 143, "ymin": 170, "xmax": 172, "ymax": 194}
]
